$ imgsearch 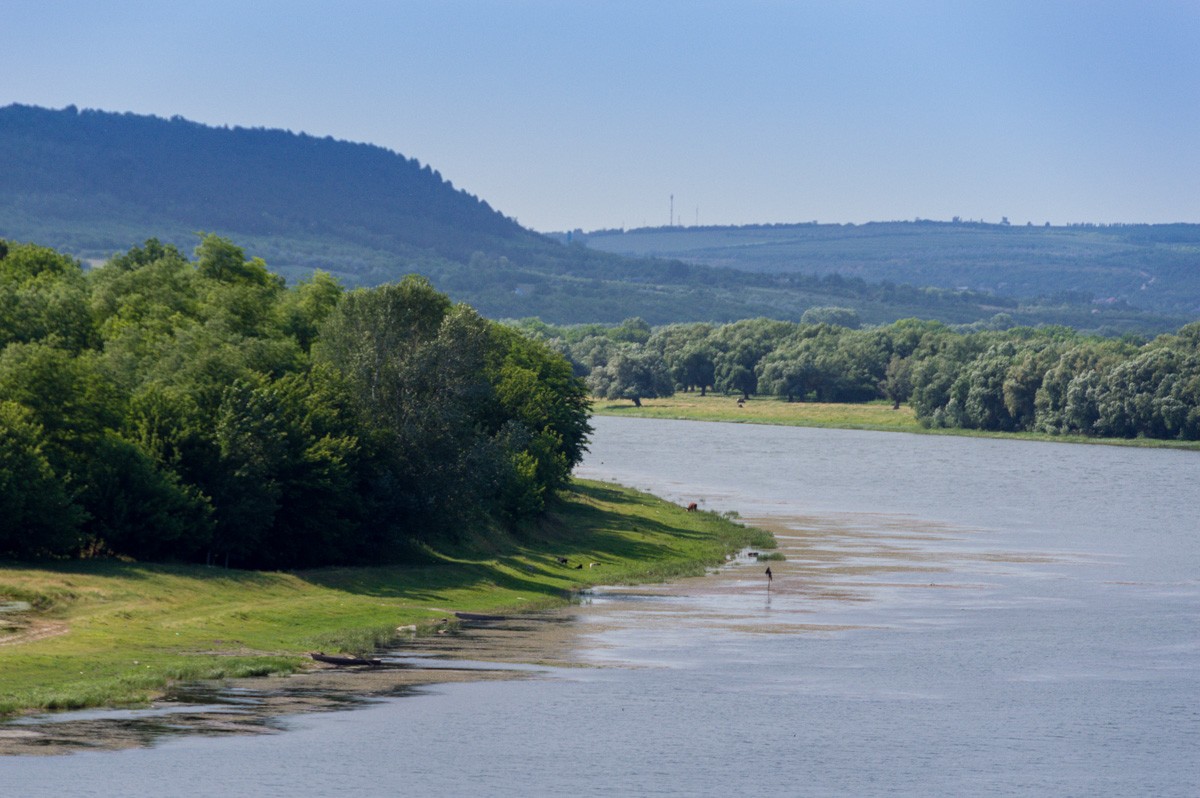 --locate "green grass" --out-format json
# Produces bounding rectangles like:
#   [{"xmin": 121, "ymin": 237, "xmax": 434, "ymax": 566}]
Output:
[
  {"xmin": 594, "ymin": 395, "xmax": 924, "ymax": 432},
  {"xmin": 0, "ymin": 480, "xmax": 771, "ymax": 717},
  {"xmin": 592, "ymin": 395, "xmax": 1200, "ymax": 450}
]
